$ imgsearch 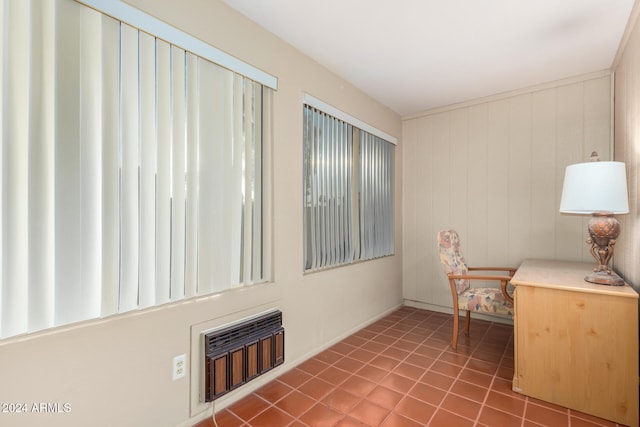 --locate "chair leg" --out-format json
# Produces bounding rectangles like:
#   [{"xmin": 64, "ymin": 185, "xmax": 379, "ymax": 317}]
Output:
[
  {"xmin": 452, "ymin": 309, "xmax": 459, "ymax": 350},
  {"xmin": 464, "ymin": 310, "xmax": 471, "ymax": 336}
]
